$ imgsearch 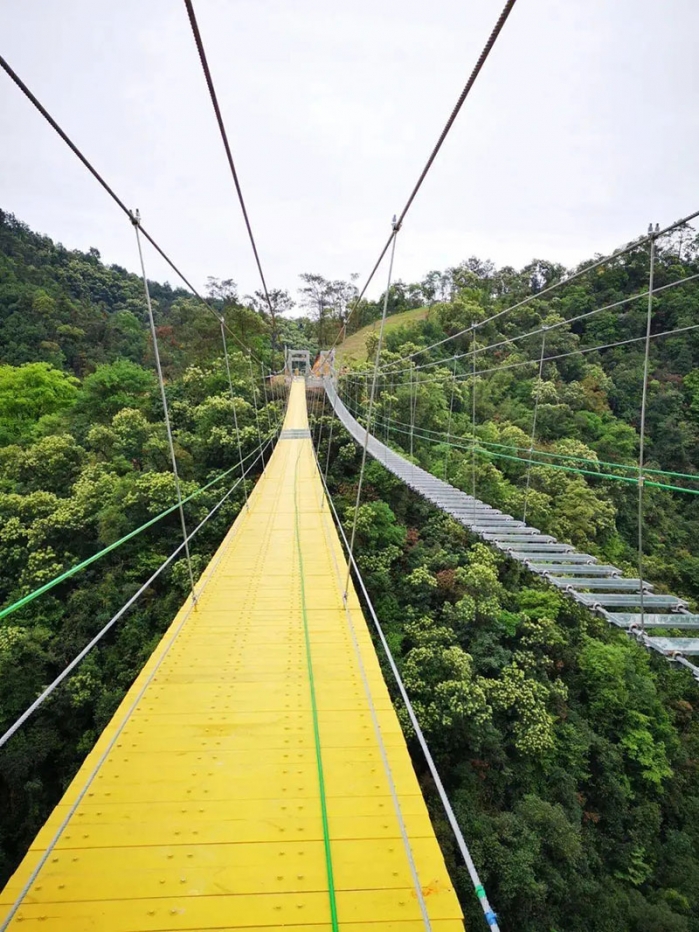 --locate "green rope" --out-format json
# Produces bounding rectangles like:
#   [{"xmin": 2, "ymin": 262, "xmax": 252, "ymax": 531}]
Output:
[
  {"xmin": 346, "ymin": 398, "xmax": 699, "ymax": 484},
  {"xmin": 347, "ymin": 400, "xmax": 699, "ymax": 497},
  {"xmin": 292, "ymin": 449, "xmax": 339, "ymax": 932},
  {"xmin": 0, "ymin": 422, "xmax": 281, "ymax": 623}
]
